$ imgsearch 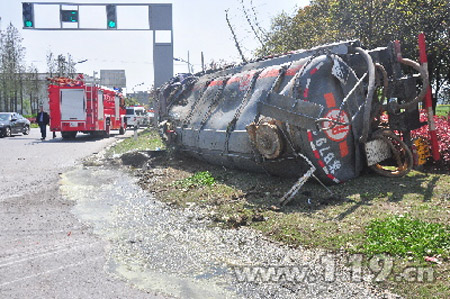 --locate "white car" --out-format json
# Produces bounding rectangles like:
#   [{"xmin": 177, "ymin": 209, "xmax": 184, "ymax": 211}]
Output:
[{"xmin": 125, "ymin": 106, "xmax": 146, "ymax": 128}]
